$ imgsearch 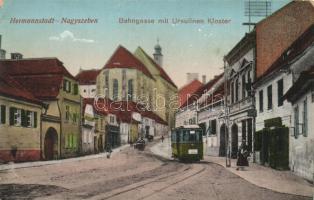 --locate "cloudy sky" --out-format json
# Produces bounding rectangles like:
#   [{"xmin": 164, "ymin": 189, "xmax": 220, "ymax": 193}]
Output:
[{"xmin": 0, "ymin": 0, "xmax": 289, "ymax": 88}]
